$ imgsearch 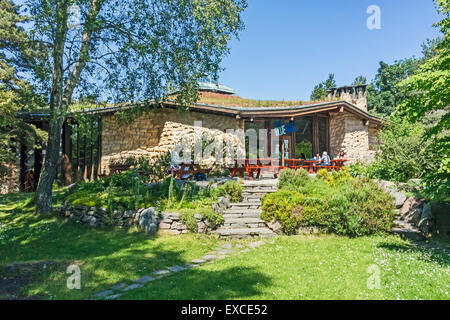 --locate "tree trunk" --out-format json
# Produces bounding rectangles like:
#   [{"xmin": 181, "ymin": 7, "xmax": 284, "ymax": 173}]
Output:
[
  {"xmin": 35, "ymin": 117, "xmax": 64, "ymax": 214},
  {"xmin": 35, "ymin": 1, "xmax": 68, "ymax": 214}
]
